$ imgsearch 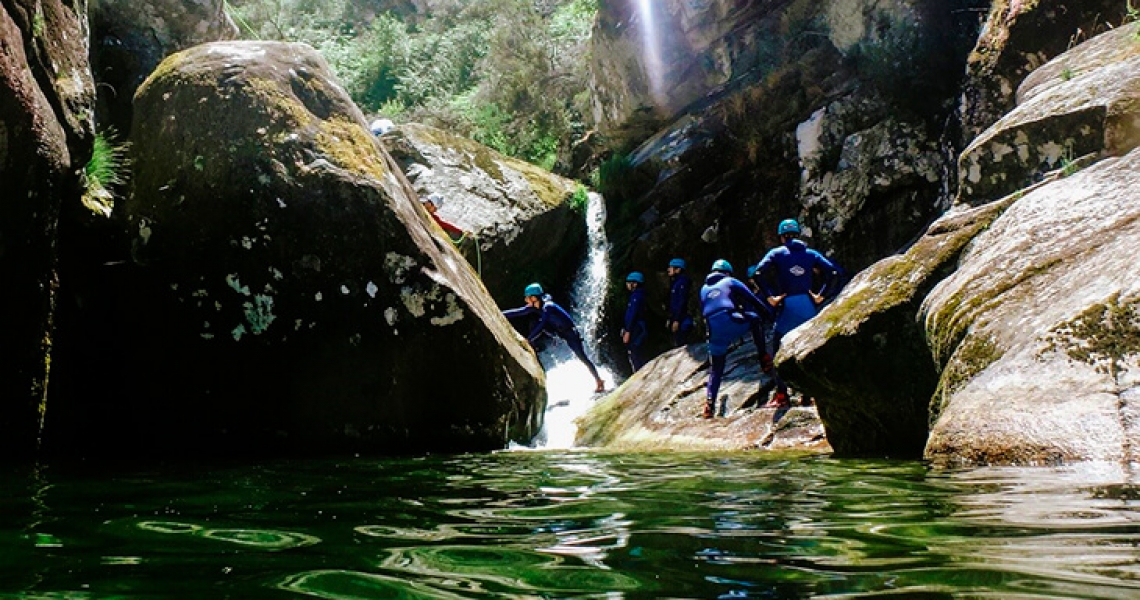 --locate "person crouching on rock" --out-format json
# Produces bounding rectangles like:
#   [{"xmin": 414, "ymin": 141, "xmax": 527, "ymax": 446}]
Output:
[
  {"xmin": 421, "ymin": 194, "xmax": 466, "ymax": 240},
  {"xmin": 621, "ymin": 271, "xmax": 649, "ymax": 372},
  {"xmin": 699, "ymin": 260, "xmax": 780, "ymax": 419},
  {"xmin": 502, "ymin": 283, "xmax": 606, "ymax": 393}
]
